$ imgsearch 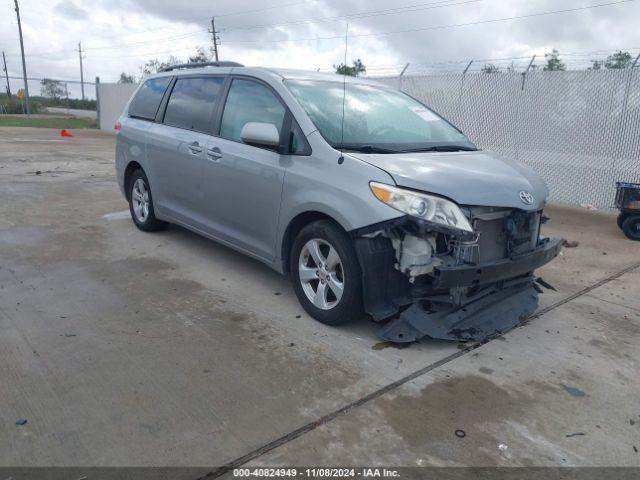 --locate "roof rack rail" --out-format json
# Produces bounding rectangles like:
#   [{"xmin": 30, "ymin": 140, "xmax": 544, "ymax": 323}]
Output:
[{"xmin": 159, "ymin": 61, "xmax": 244, "ymax": 72}]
